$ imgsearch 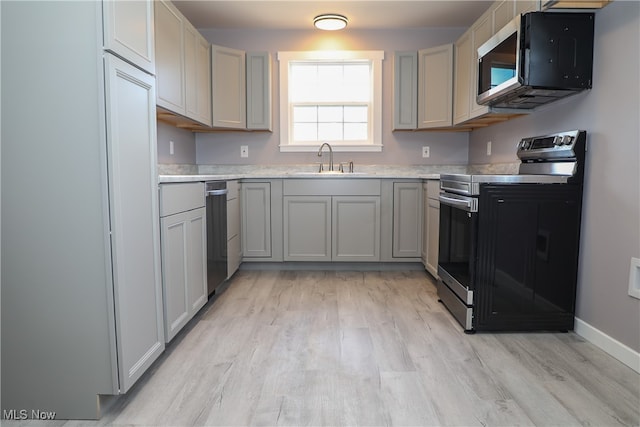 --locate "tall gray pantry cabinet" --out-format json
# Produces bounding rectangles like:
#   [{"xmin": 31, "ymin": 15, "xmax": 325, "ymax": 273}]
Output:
[{"xmin": 1, "ymin": 1, "xmax": 164, "ymax": 420}]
